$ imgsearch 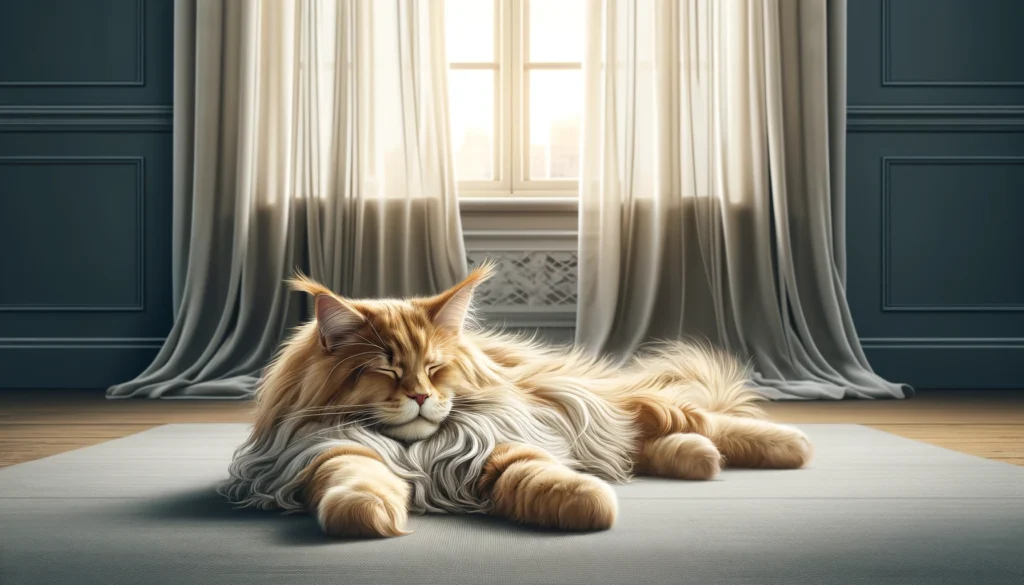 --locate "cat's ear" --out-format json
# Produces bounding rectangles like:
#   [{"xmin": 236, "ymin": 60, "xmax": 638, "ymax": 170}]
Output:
[
  {"xmin": 425, "ymin": 263, "xmax": 495, "ymax": 332},
  {"xmin": 314, "ymin": 294, "xmax": 364, "ymax": 351}
]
